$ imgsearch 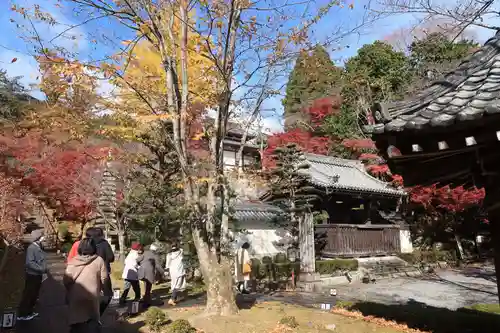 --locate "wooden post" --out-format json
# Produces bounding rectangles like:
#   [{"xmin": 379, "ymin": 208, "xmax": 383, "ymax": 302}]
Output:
[{"xmin": 299, "ymin": 212, "xmax": 316, "ymax": 276}]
